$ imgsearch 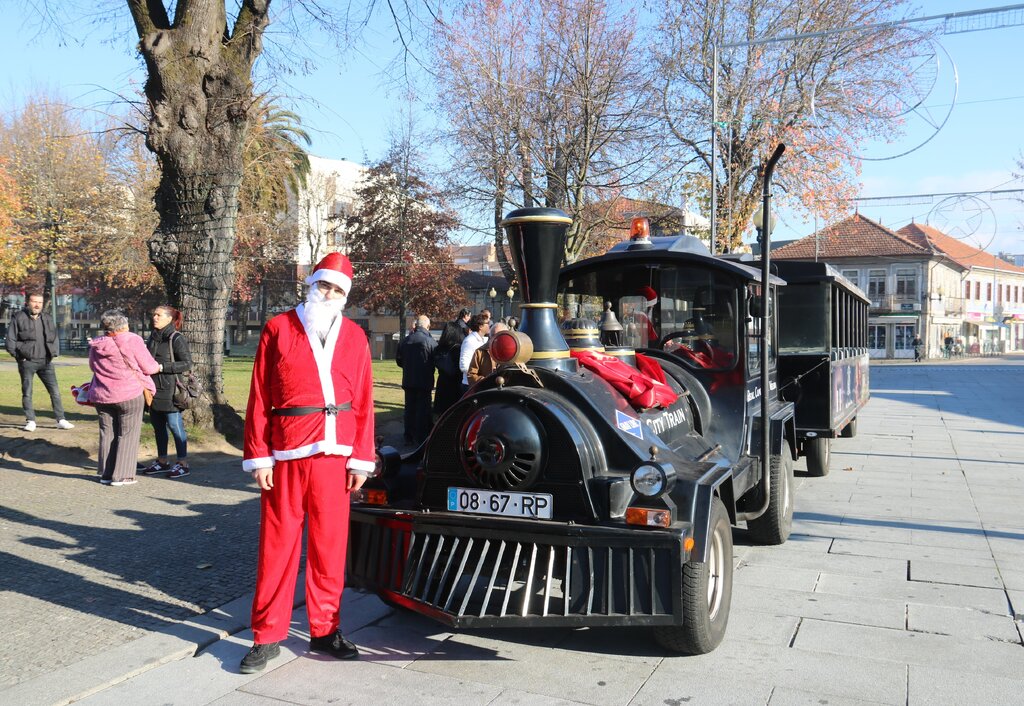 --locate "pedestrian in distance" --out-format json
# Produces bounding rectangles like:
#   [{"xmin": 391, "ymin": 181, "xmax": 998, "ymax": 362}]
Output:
[
  {"xmin": 467, "ymin": 322, "xmax": 508, "ymax": 385},
  {"xmin": 912, "ymin": 333, "xmax": 923, "ymax": 362},
  {"xmin": 456, "ymin": 307, "xmax": 471, "ymax": 335},
  {"xmin": 144, "ymin": 305, "xmax": 193, "ymax": 479},
  {"xmin": 459, "ymin": 314, "xmax": 490, "ymax": 393},
  {"xmin": 5, "ymin": 291, "xmax": 74, "ymax": 432},
  {"xmin": 433, "ymin": 307, "xmax": 471, "ymax": 417},
  {"xmin": 239, "ymin": 252, "xmax": 376, "ymax": 674},
  {"xmin": 87, "ymin": 310, "xmax": 161, "ymax": 486},
  {"xmin": 396, "ymin": 314, "xmax": 437, "ymax": 446}
]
